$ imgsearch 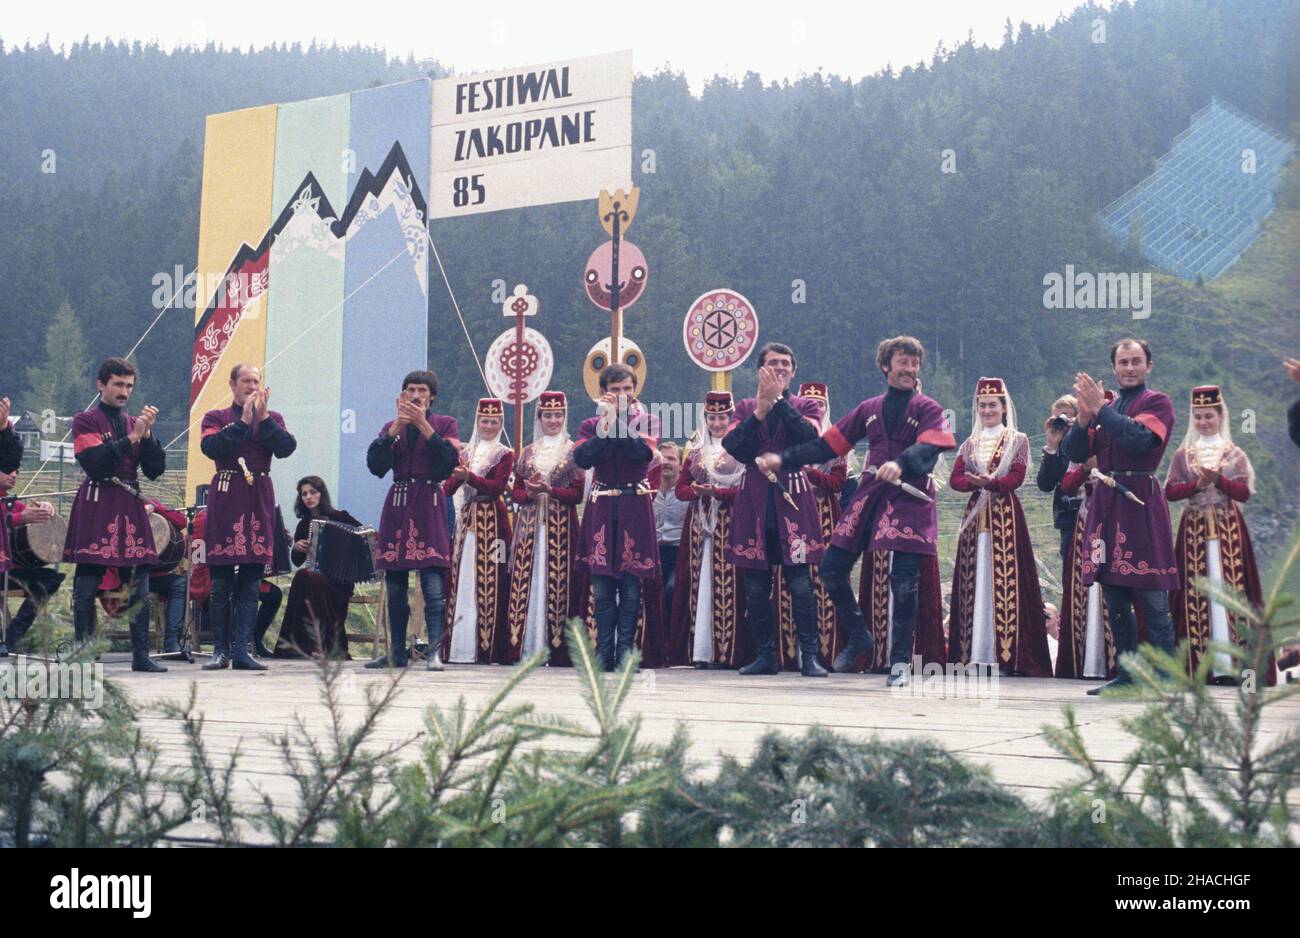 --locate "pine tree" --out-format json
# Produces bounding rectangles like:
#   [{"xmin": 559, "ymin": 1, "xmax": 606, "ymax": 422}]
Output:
[{"xmin": 25, "ymin": 301, "xmax": 90, "ymax": 416}]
